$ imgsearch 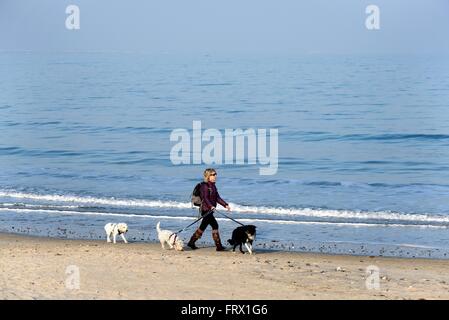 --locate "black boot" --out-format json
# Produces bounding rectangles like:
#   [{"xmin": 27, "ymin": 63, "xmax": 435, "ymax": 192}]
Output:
[
  {"xmin": 188, "ymin": 228, "xmax": 203, "ymax": 250},
  {"xmin": 212, "ymin": 229, "xmax": 225, "ymax": 251}
]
